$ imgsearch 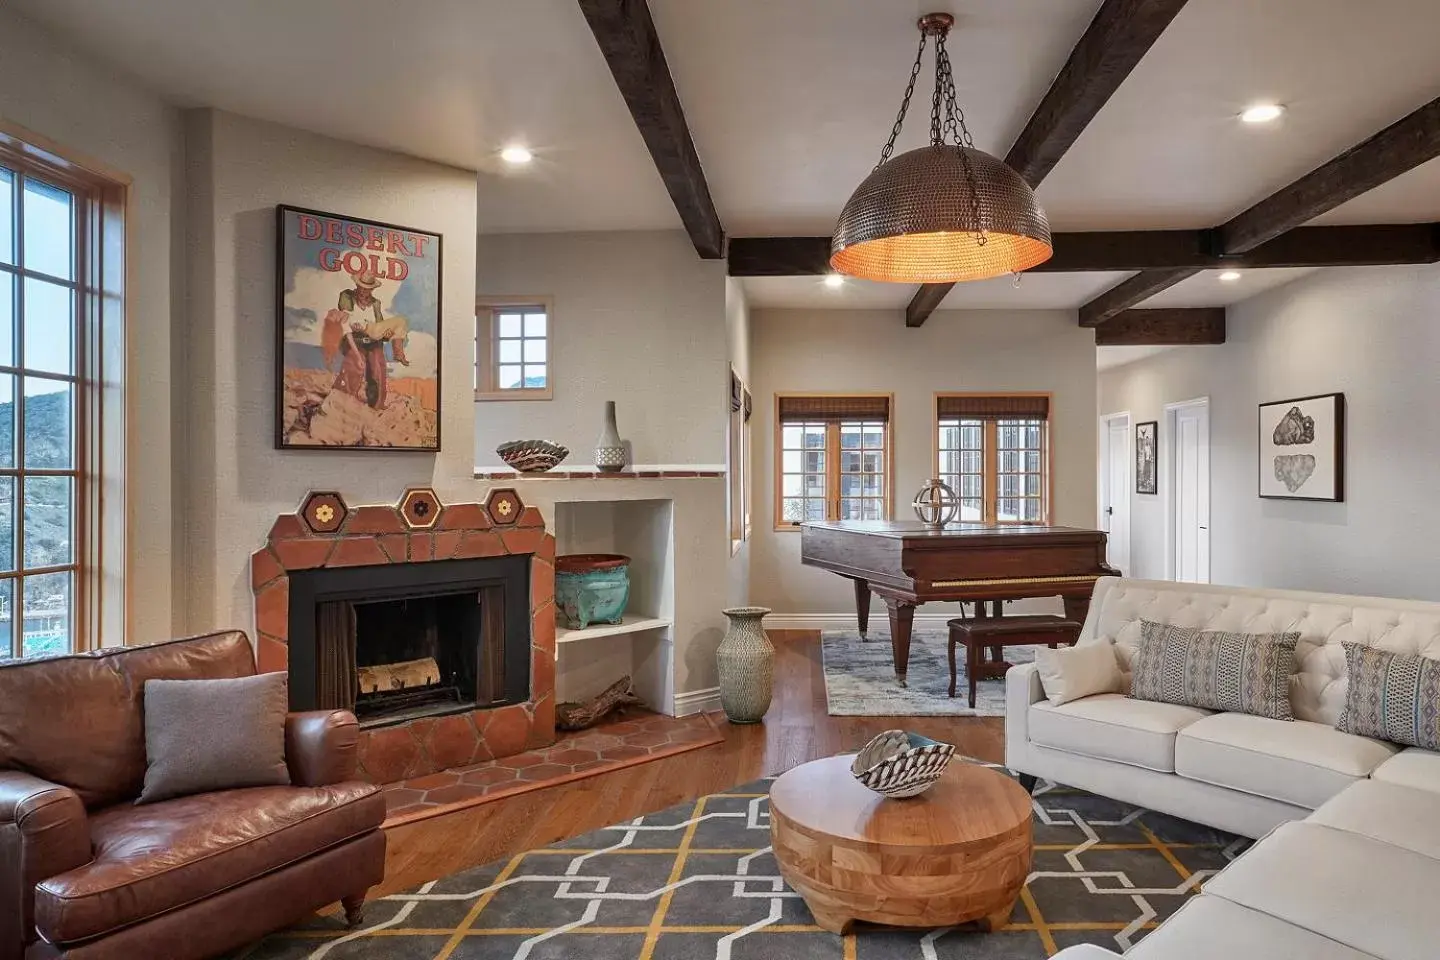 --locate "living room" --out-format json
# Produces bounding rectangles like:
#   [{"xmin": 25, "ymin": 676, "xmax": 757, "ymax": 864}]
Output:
[{"xmin": 3, "ymin": 1, "xmax": 1439, "ymax": 958}]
